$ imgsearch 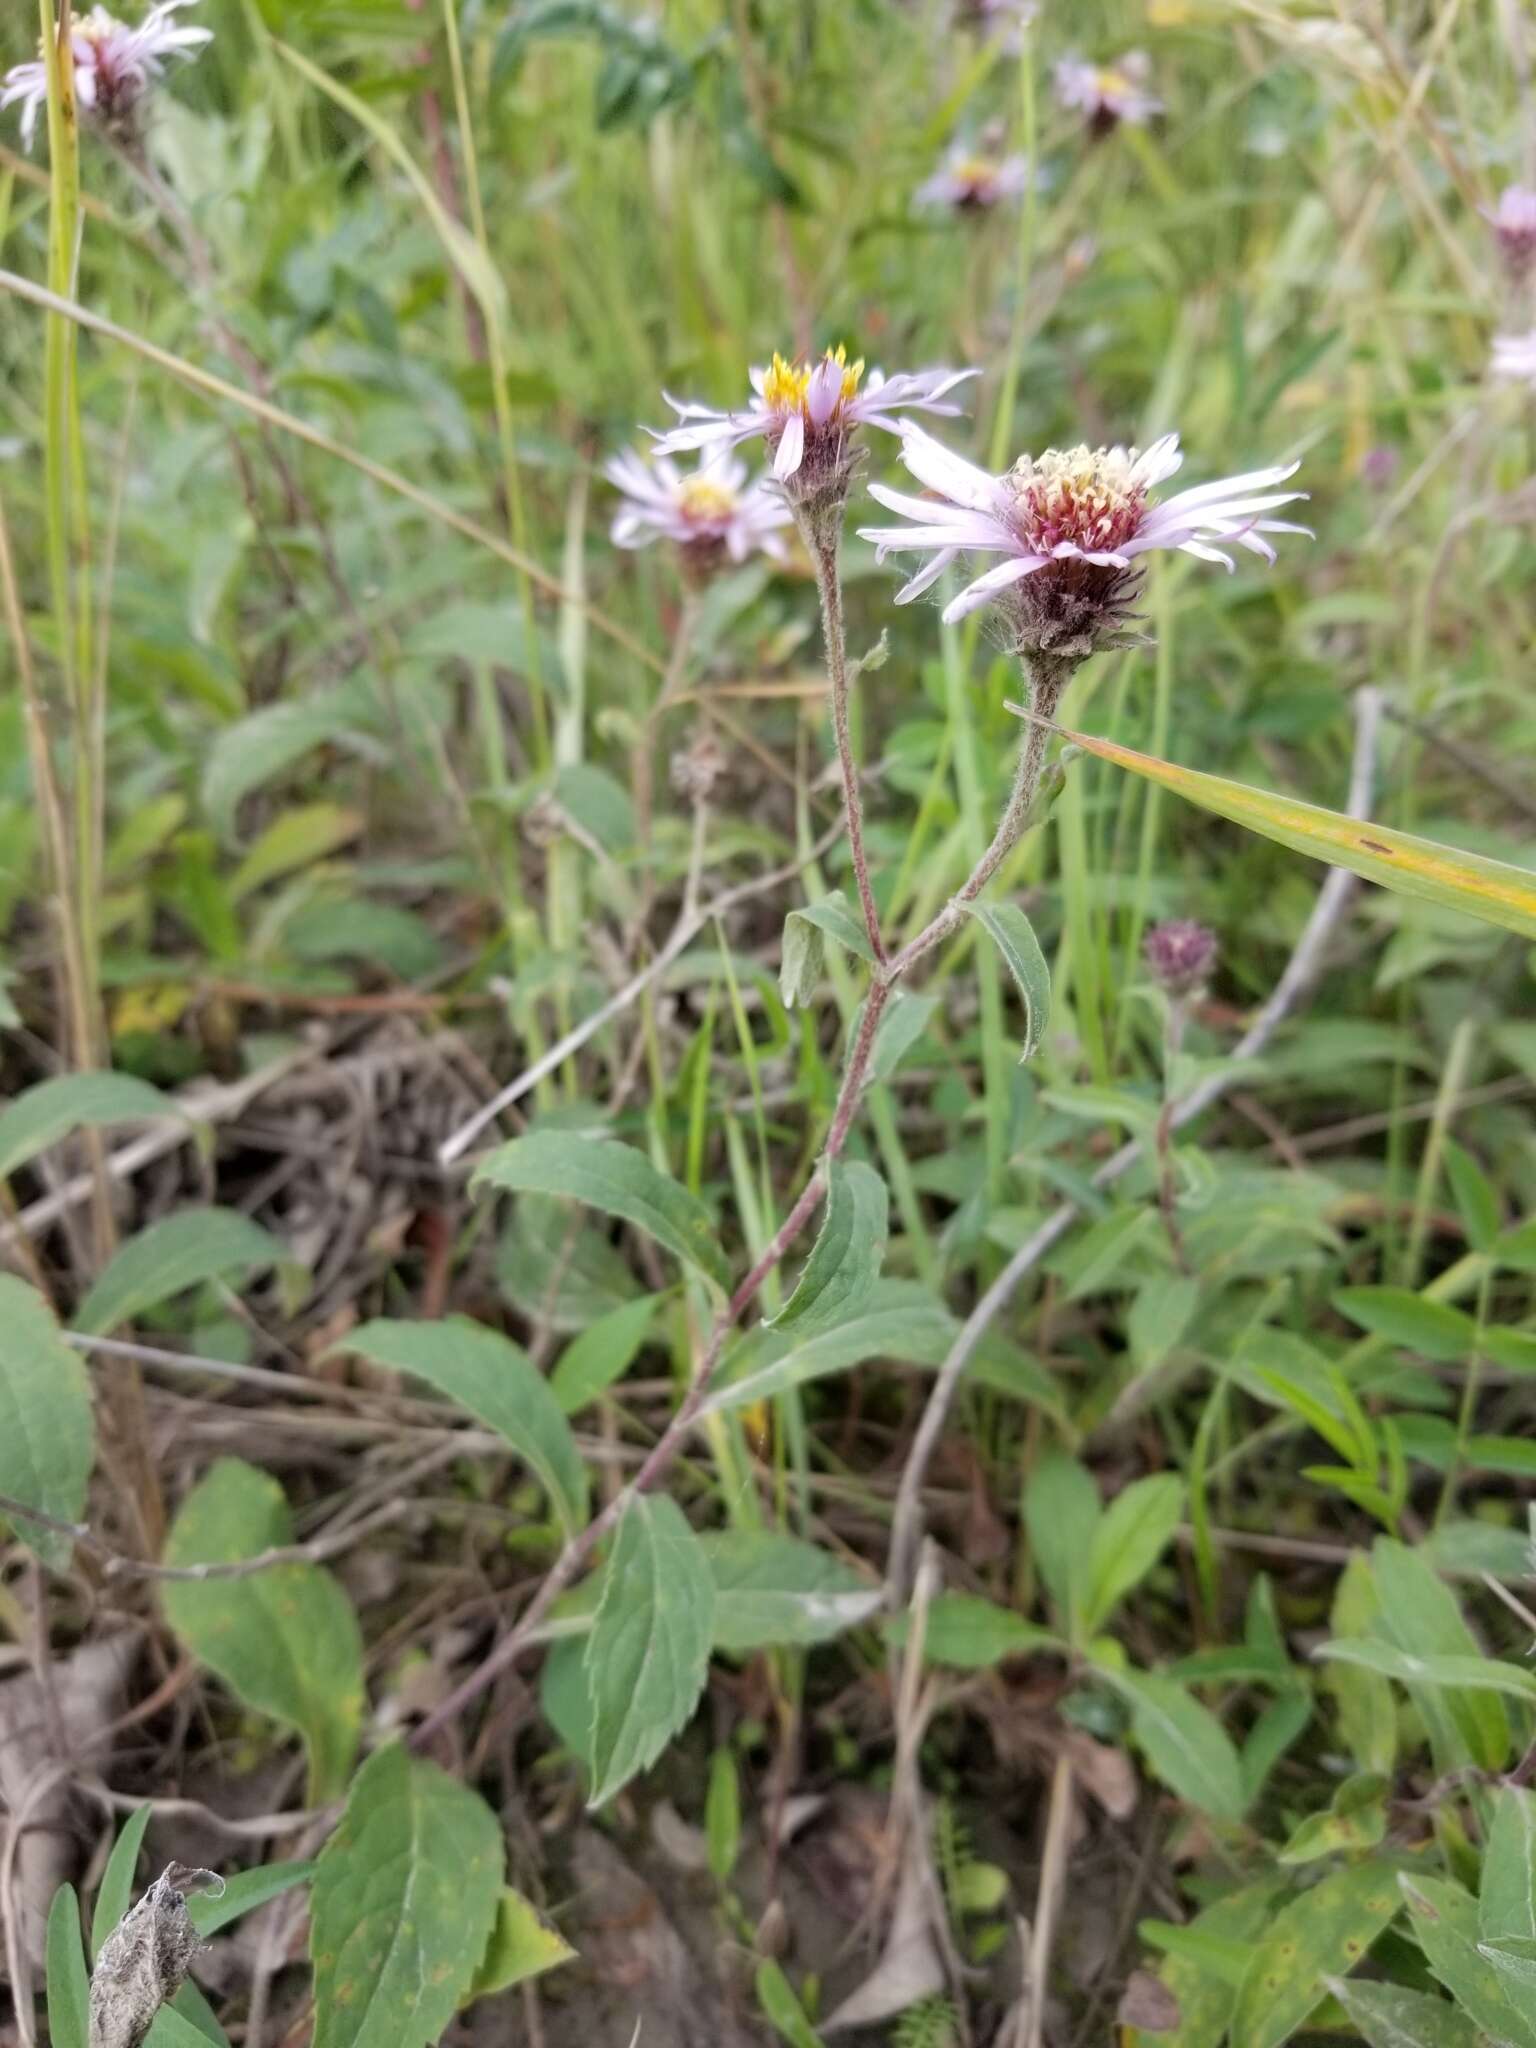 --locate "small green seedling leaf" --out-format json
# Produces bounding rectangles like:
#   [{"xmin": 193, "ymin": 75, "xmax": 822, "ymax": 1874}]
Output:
[
  {"xmin": 92, "ymin": 1805, "xmax": 152, "ymax": 1960},
  {"xmin": 706, "ymin": 1748, "xmax": 741, "ymax": 1886},
  {"xmin": 463, "ymin": 1889, "xmax": 574, "ymax": 2005},
  {"xmin": 1023, "ymin": 1452, "xmax": 1101, "ymax": 1637},
  {"xmin": 550, "ymin": 1294, "xmax": 663, "ymax": 1414},
  {"xmin": 1083, "ymin": 1474, "xmax": 1184, "ymax": 1632},
  {"xmin": 1276, "ymin": 1772, "xmax": 1389, "ymax": 1865},
  {"xmin": 46, "ymin": 1884, "xmax": 90, "ymax": 2048},
  {"xmin": 885, "ymin": 1593, "xmax": 1056, "ymax": 1670}
]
